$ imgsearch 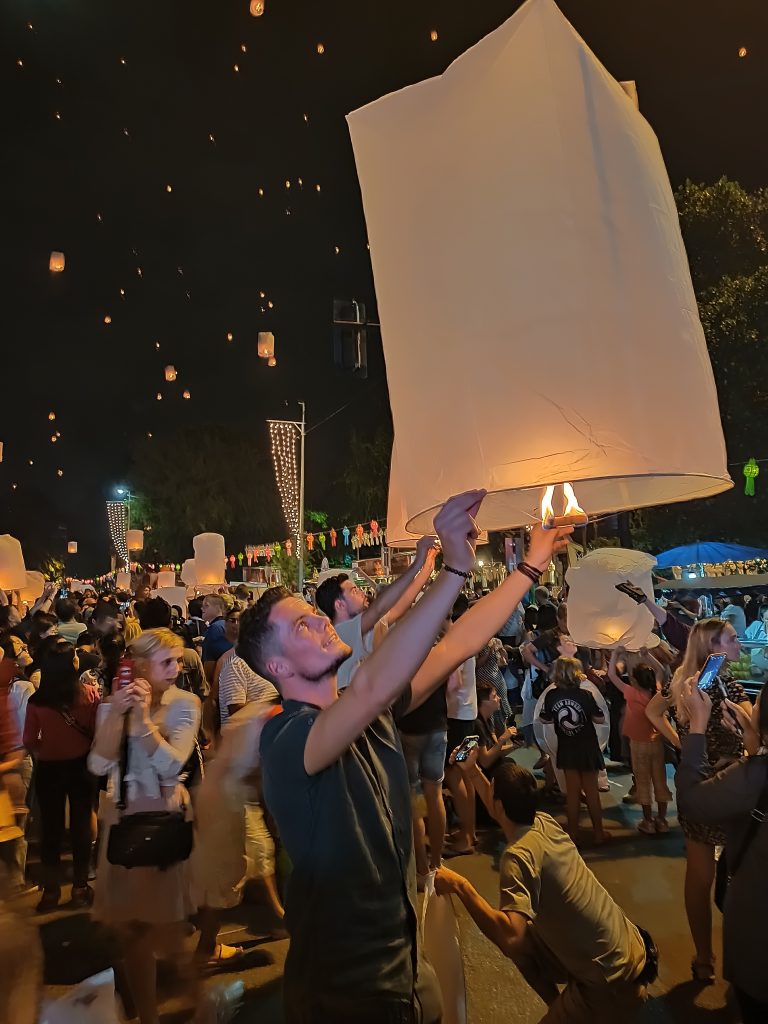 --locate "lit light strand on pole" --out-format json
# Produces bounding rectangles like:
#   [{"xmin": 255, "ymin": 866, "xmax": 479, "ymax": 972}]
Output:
[
  {"xmin": 106, "ymin": 500, "xmax": 129, "ymax": 568},
  {"xmin": 268, "ymin": 403, "xmax": 306, "ymax": 589}
]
